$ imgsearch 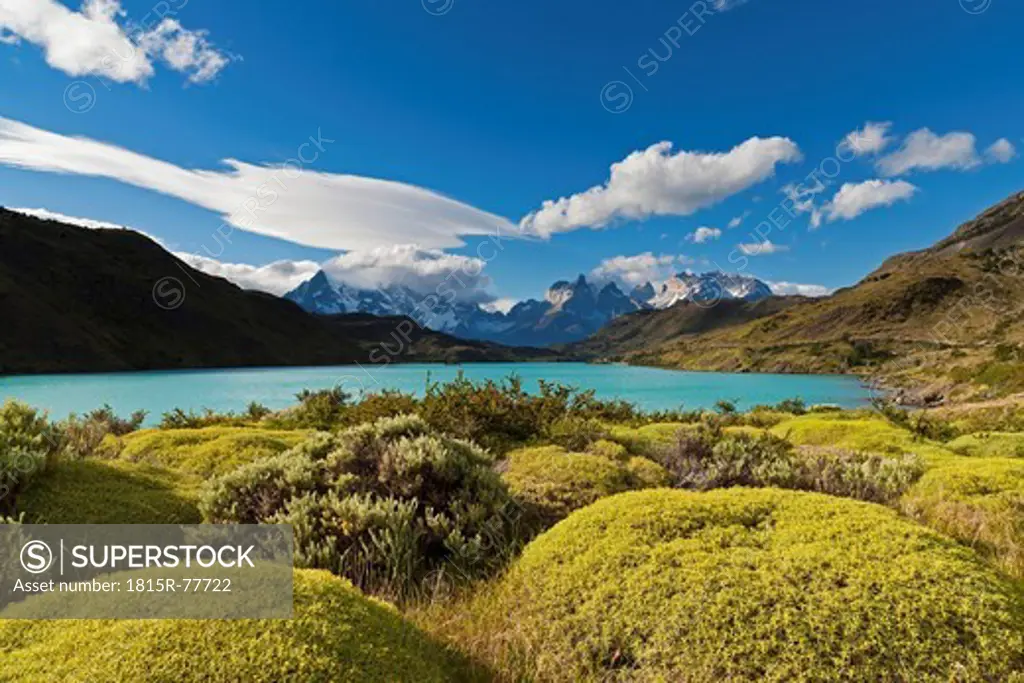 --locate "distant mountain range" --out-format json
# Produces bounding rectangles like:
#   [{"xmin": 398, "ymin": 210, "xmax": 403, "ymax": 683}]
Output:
[
  {"xmin": 286, "ymin": 270, "xmax": 773, "ymax": 347},
  {"xmin": 4, "ymin": 186, "xmax": 1021, "ymax": 401},
  {"xmin": 0, "ymin": 209, "xmax": 553, "ymax": 374}
]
